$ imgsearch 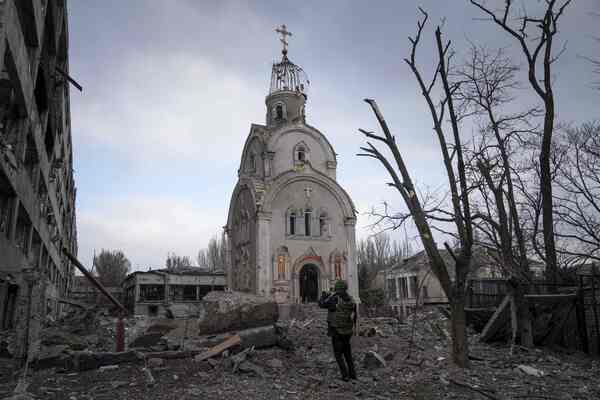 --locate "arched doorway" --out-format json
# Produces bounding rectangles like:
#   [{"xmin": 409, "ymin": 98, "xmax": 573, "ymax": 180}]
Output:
[{"xmin": 299, "ymin": 264, "xmax": 319, "ymax": 303}]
